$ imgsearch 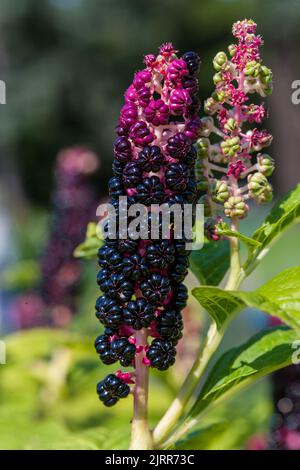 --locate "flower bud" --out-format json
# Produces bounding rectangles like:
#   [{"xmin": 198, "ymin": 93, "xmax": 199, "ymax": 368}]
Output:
[
  {"xmin": 244, "ymin": 60, "xmax": 261, "ymax": 78},
  {"xmin": 196, "ymin": 138, "xmax": 209, "ymax": 158},
  {"xmin": 228, "ymin": 44, "xmax": 236, "ymax": 57},
  {"xmin": 204, "ymin": 97, "xmax": 218, "ymax": 115},
  {"xmin": 224, "ymin": 196, "xmax": 248, "ymax": 219},
  {"xmin": 220, "ymin": 136, "xmax": 240, "ymax": 158},
  {"xmin": 212, "ymin": 90, "xmax": 226, "ymax": 103},
  {"xmin": 213, "ymin": 52, "xmax": 228, "ymax": 71},
  {"xmin": 199, "ymin": 116, "xmax": 214, "ymax": 137},
  {"xmin": 257, "ymin": 154, "xmax": 275, "ymax": 176},
  {"xmin": 212, "ymin": 180, "xmax": 230, "ymax": 203},
  {"xmin": 213, "ymin": 72, "xmax": 224, "ymax": 85},
  {"xmin": 248, "ymin": 172, "xmax": 273, "ymax": 203},
  {"xmin": 224, "ymin": 117, "xmax": 238, "ymax": 132}
]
